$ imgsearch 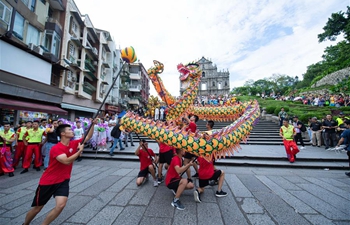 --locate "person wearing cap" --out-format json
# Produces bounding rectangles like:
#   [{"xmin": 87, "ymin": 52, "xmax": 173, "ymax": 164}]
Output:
[
  {"xmin": 336, "ymin": 112, "xmax": 349, "ymax": 127},
  {"xmin": 292, "ymin": 116, "xmax": 305, "ymax": 150},
  {"xmin": 335, "ymin": 120, "xmax": 350, "ymax": 177},
  {"xmin": 280, "ymin": 119, "xmax": 299, "ymax": 163},
  {"xmin": 310, "ymin": 117, "xmax": 322, "ymax": 147}
]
